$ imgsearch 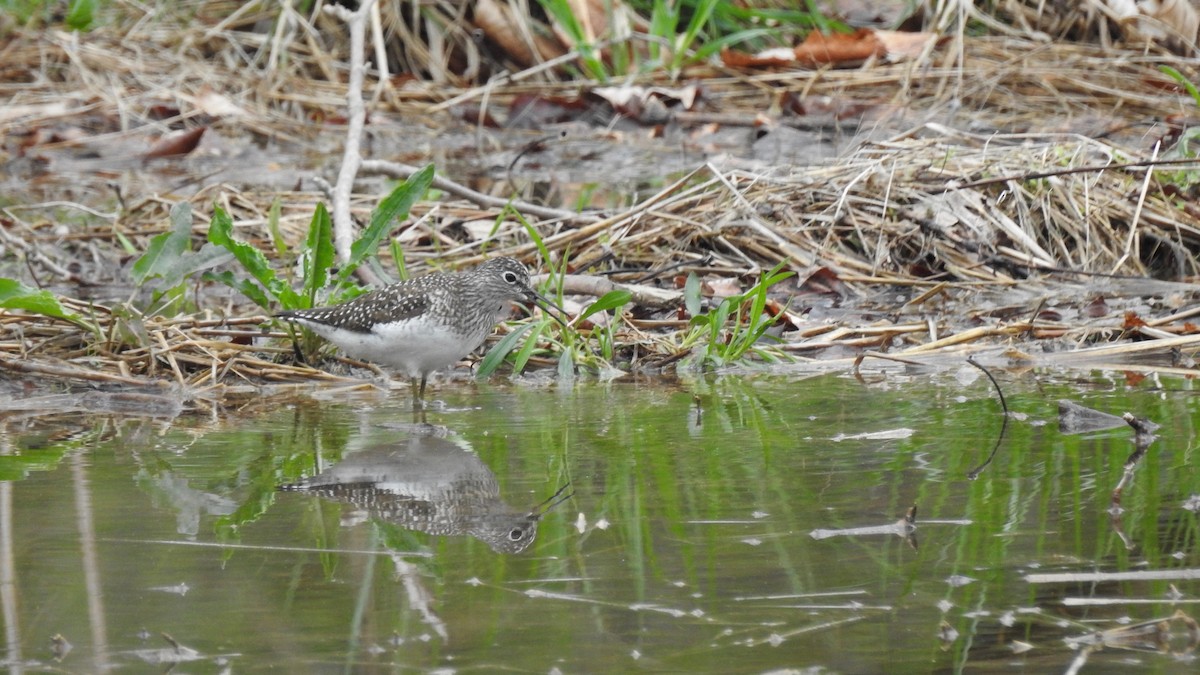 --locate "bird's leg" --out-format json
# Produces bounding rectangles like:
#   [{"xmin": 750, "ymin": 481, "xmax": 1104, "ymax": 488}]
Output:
[{"xmin": 410, "ymin": 376, "xmax": 427, "ymax": 412}]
